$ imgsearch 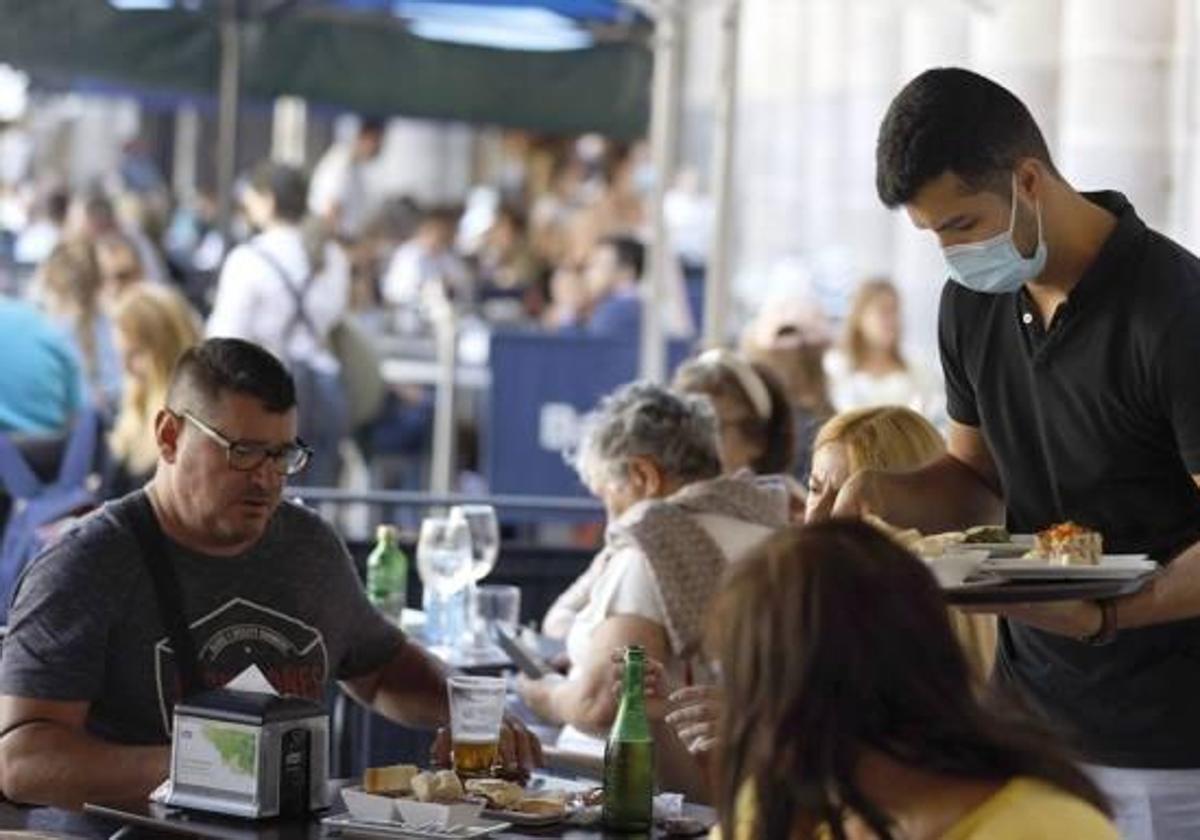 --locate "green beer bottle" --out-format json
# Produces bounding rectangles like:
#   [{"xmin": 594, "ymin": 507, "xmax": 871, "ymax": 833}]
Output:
[
  {"xmin": 367, "ymin": 525, "xmax": 409, "ymax": 622},
  {"xmin": 604, "ymin": 645, "xmax": 654, "ymax": 832}
]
